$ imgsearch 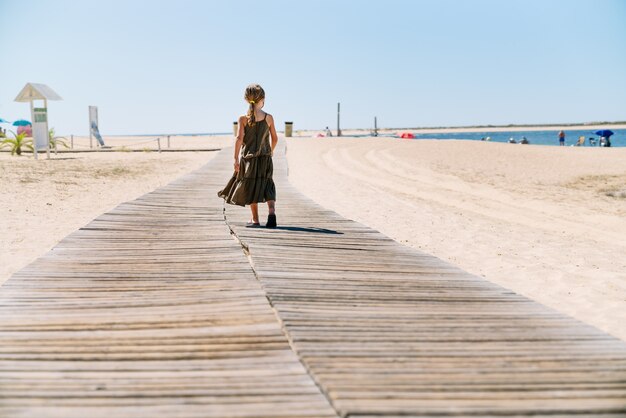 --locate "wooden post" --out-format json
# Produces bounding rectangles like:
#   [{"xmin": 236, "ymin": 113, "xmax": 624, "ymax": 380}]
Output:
[
  {"xmin": 70, "ymin": 134, "xmax": 74, "ymax": 149},
  {"xmin": 157, "ymin": 137, "xmax": 161, "ymax": 153},
  {"xmin": 337, "ymin": 102, "xmax": 341, "ymax": 137},
  {"xmin": 88, "ymin": 107, "xmax": 93, "ymax": 149},
  {"xmin": 374, "ymin": 116, "xmax": 378, "ymax": 137},
  {"xmin": 30, "ymin": 101, "xmax": 37, "ymax": 160},
  {"xmin": 45, "ymin": 99, "xmax": 50, "ymax": 160},
  {"xmin": 167, "ymin": 135, "xmax": 170, "ymax": 148},
  {"xmin": 54, "ymin": 139, "xmax": 58, "ymax": 155}
]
